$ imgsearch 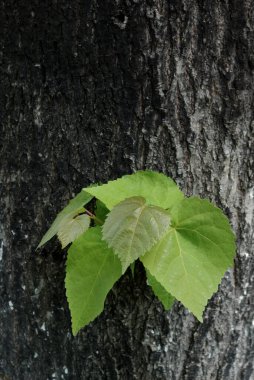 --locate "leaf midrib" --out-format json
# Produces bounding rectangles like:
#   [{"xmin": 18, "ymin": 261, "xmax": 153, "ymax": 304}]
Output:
[
  {"xmin": 173, "ymin": 229, "xmax": 188, "ymax": 277},
  {"xmin": 124, "ymin": 203, "xmax": 146, "ymax": 266}
]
